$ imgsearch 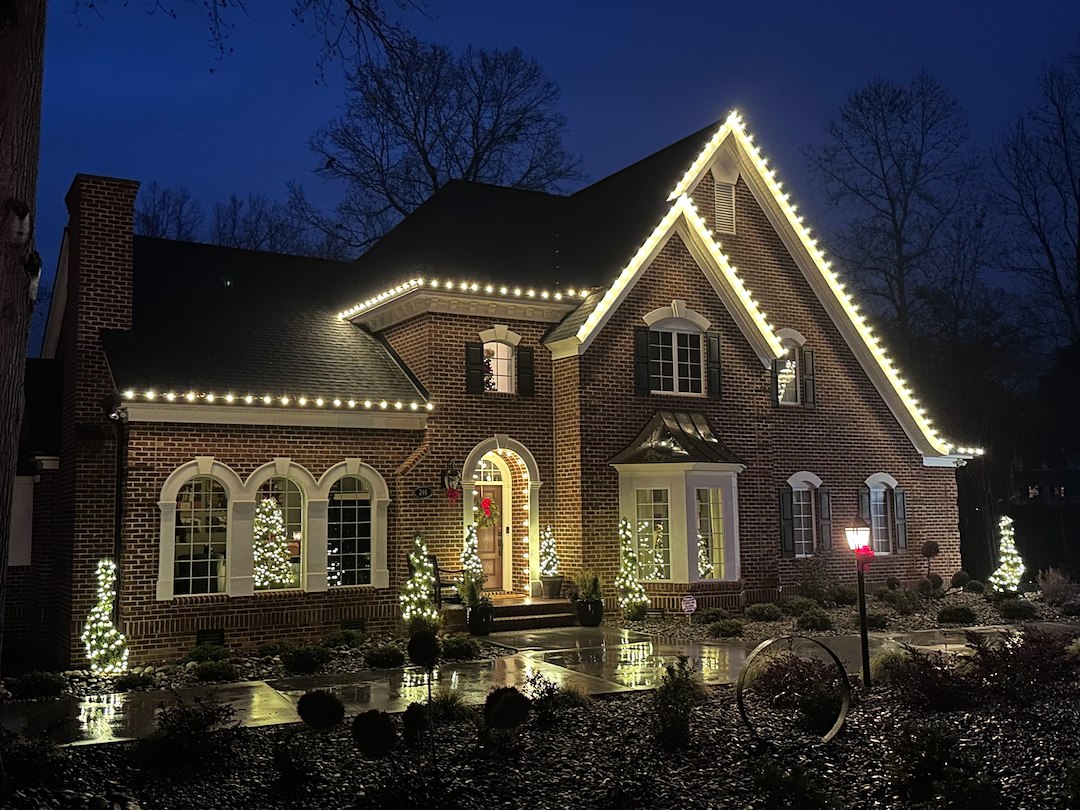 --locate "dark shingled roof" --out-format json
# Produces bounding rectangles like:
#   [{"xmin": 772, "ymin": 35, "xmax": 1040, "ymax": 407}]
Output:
[
  {"xmin": 608, "ymin": 412, "xmax": 745, "ymax": 465},
  {"xmin": 104, "ymin": 238, "xmax": 428, "ymax": 403}
]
